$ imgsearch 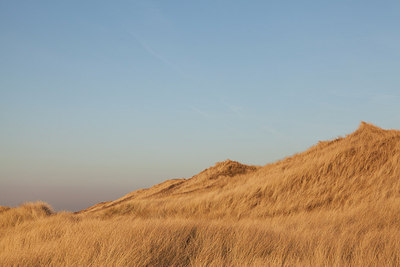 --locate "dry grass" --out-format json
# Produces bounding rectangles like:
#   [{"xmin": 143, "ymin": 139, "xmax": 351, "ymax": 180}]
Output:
[
  {"xmin": 0, "ymin": 202, "xmax": 52, "ymax": 228},
  {"xmin": 1, "ymin": 122, "xmax": 400, "ymax": 266}
]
